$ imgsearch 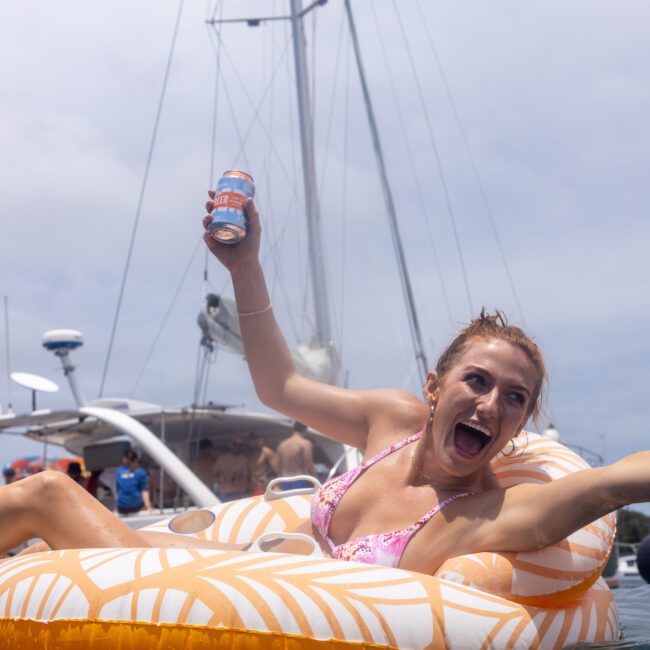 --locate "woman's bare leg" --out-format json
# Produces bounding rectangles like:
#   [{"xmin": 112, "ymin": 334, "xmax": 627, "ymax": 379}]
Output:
[{"xmin": 0, "ymin": 470, "xmax": 149, "ymax": 554}]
